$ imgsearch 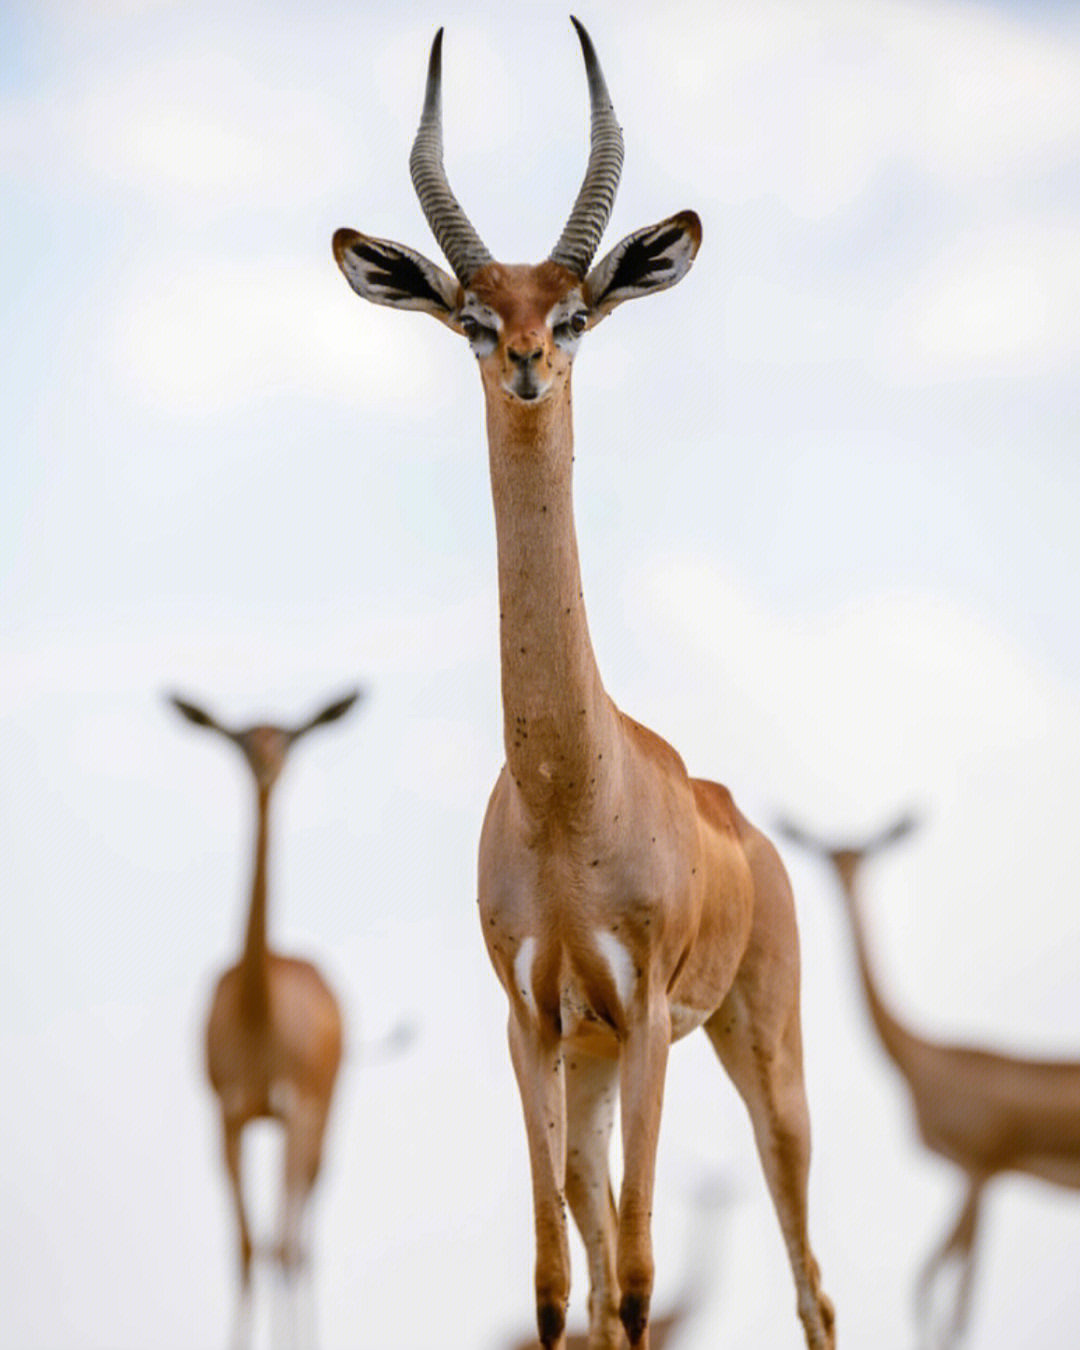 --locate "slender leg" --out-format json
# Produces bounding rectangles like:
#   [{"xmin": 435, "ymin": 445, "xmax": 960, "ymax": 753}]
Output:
[
  {"xmin": 509, "ymin": 1012, "xmax": 570, "ymax": 1349},
  {"xmin": 949, "ymin": 1181, "xmax": 984, "ymax": 1345},
  {"xmin": 279, "ymin": 1098, "xmax": 329, "ymax": 1271},
  {"xmin": 616, "ymin": 1002, "xmax": 671, "ymax": 1349},
  {"xmin": 276, "ymin": 1100, "xmax": 328, "ymax": 1350},
  {"xmin": 223, "ymin": 1117, "xmax": 254, "ymax": 1289},
  {"xmin": 223, "ymin": 1116, "xmax": 254, "ymax": 1350},
  {"xmin": 708, "ymin": 829, "xmax": 834, "ymax": 1349},
  {"xmin": 706, "ymin": 999, "xmax": 835, "ymax": 1350},
  {"xmin": 914, "ymin": 1176, "xmax": 985, "ymax": 1350},
  {"xmin": 564, "ymin": 1051, "xmax": 621, "ymax": 1350}
]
